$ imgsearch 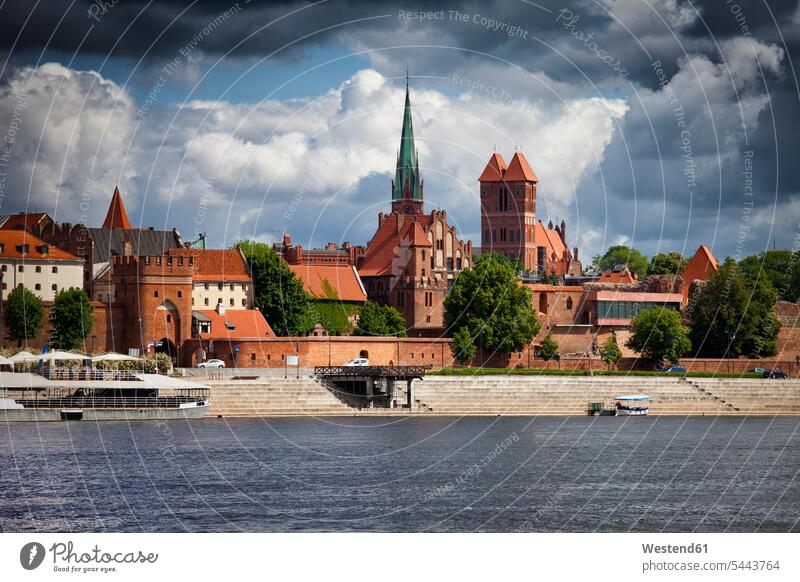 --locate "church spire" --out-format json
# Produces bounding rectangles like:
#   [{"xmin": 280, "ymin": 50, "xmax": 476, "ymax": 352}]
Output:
[
  {"xmin": 102, "ymin": 186, "xmax": 132, "ymax": 230},
  {"xmin": 392, "ymin": 77, "xmax": 422, "ymax": 207}
]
